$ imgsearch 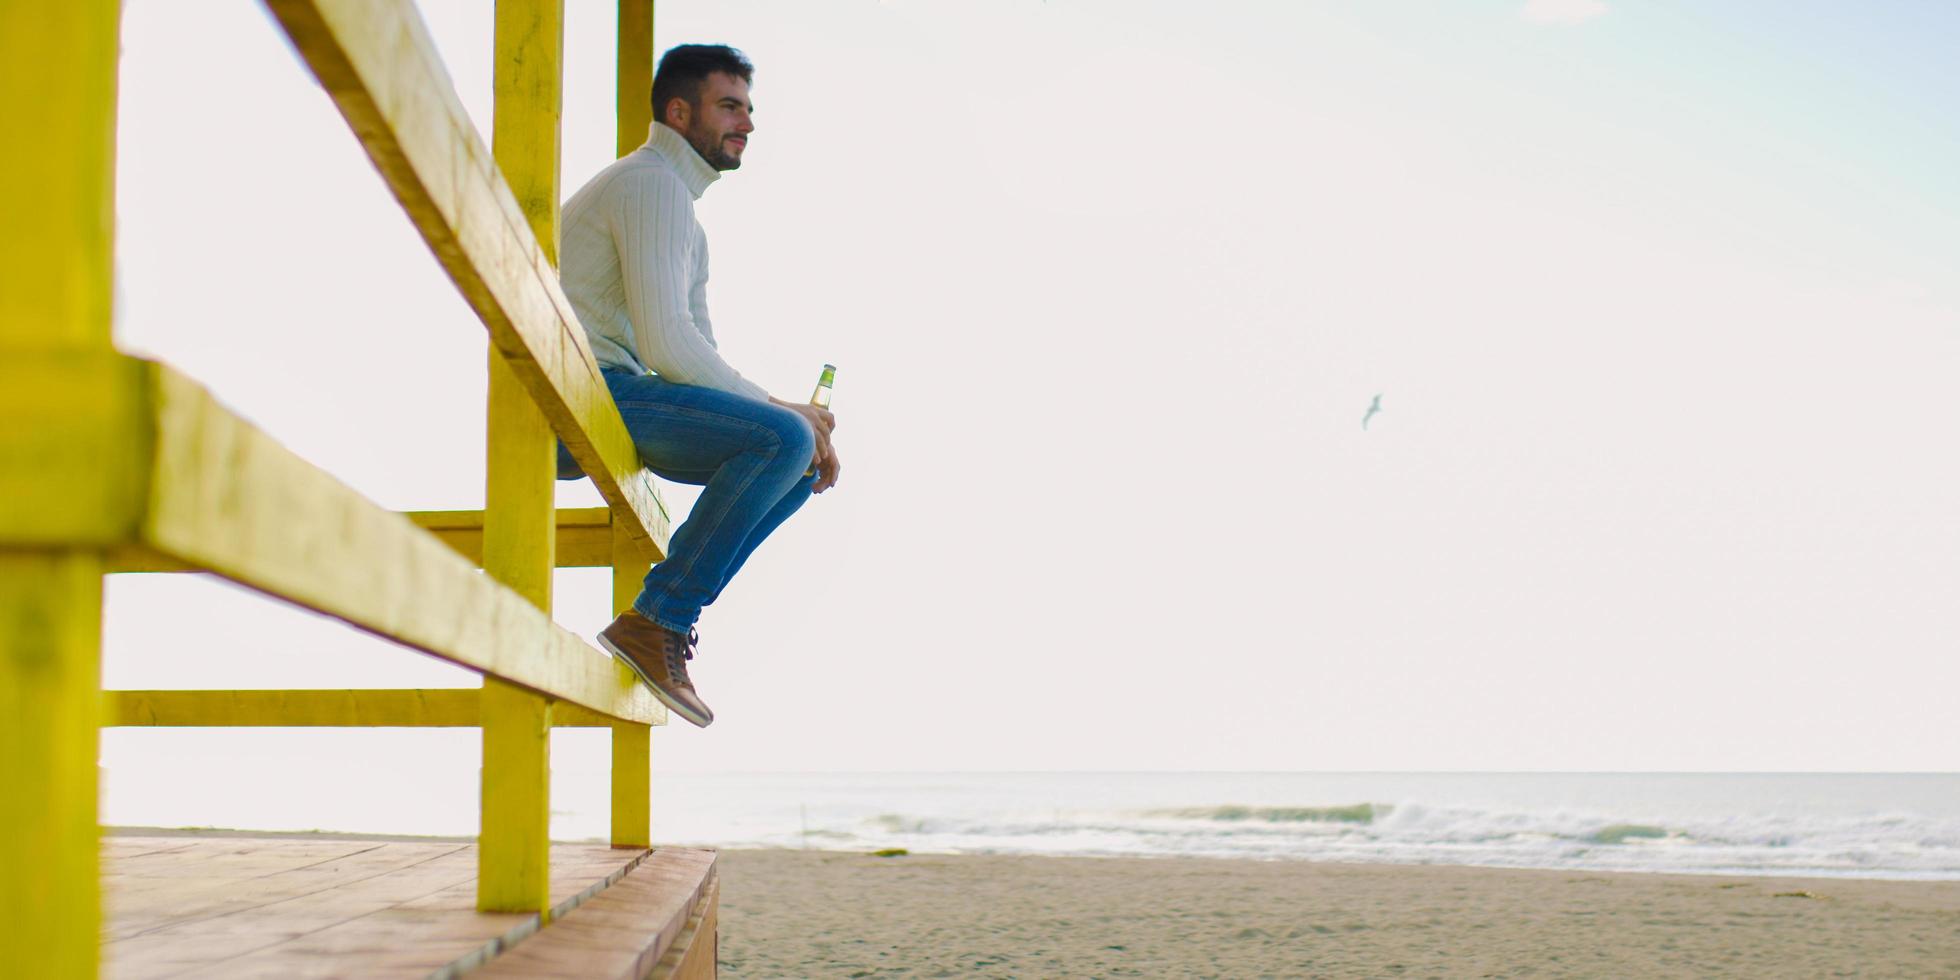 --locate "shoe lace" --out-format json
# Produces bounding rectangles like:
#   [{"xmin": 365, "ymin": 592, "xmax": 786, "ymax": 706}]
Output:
[{"xmin": 666, "ymin": 628, "xmax": 699, "ymax": 678}]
